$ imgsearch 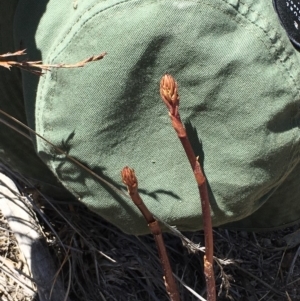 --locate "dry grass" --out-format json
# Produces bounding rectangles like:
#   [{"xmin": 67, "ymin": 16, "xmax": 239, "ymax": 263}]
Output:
[
  {"xmin": 0, "ymin": 50, "xmax": 106, "ymax": 75},
  {"xmin": 0, "ymin": 210, "xmax": 34, "ymax": 301},
  {"xmin": 1, "ymin": 166, "xmax": 300, "ymax": 301}
]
